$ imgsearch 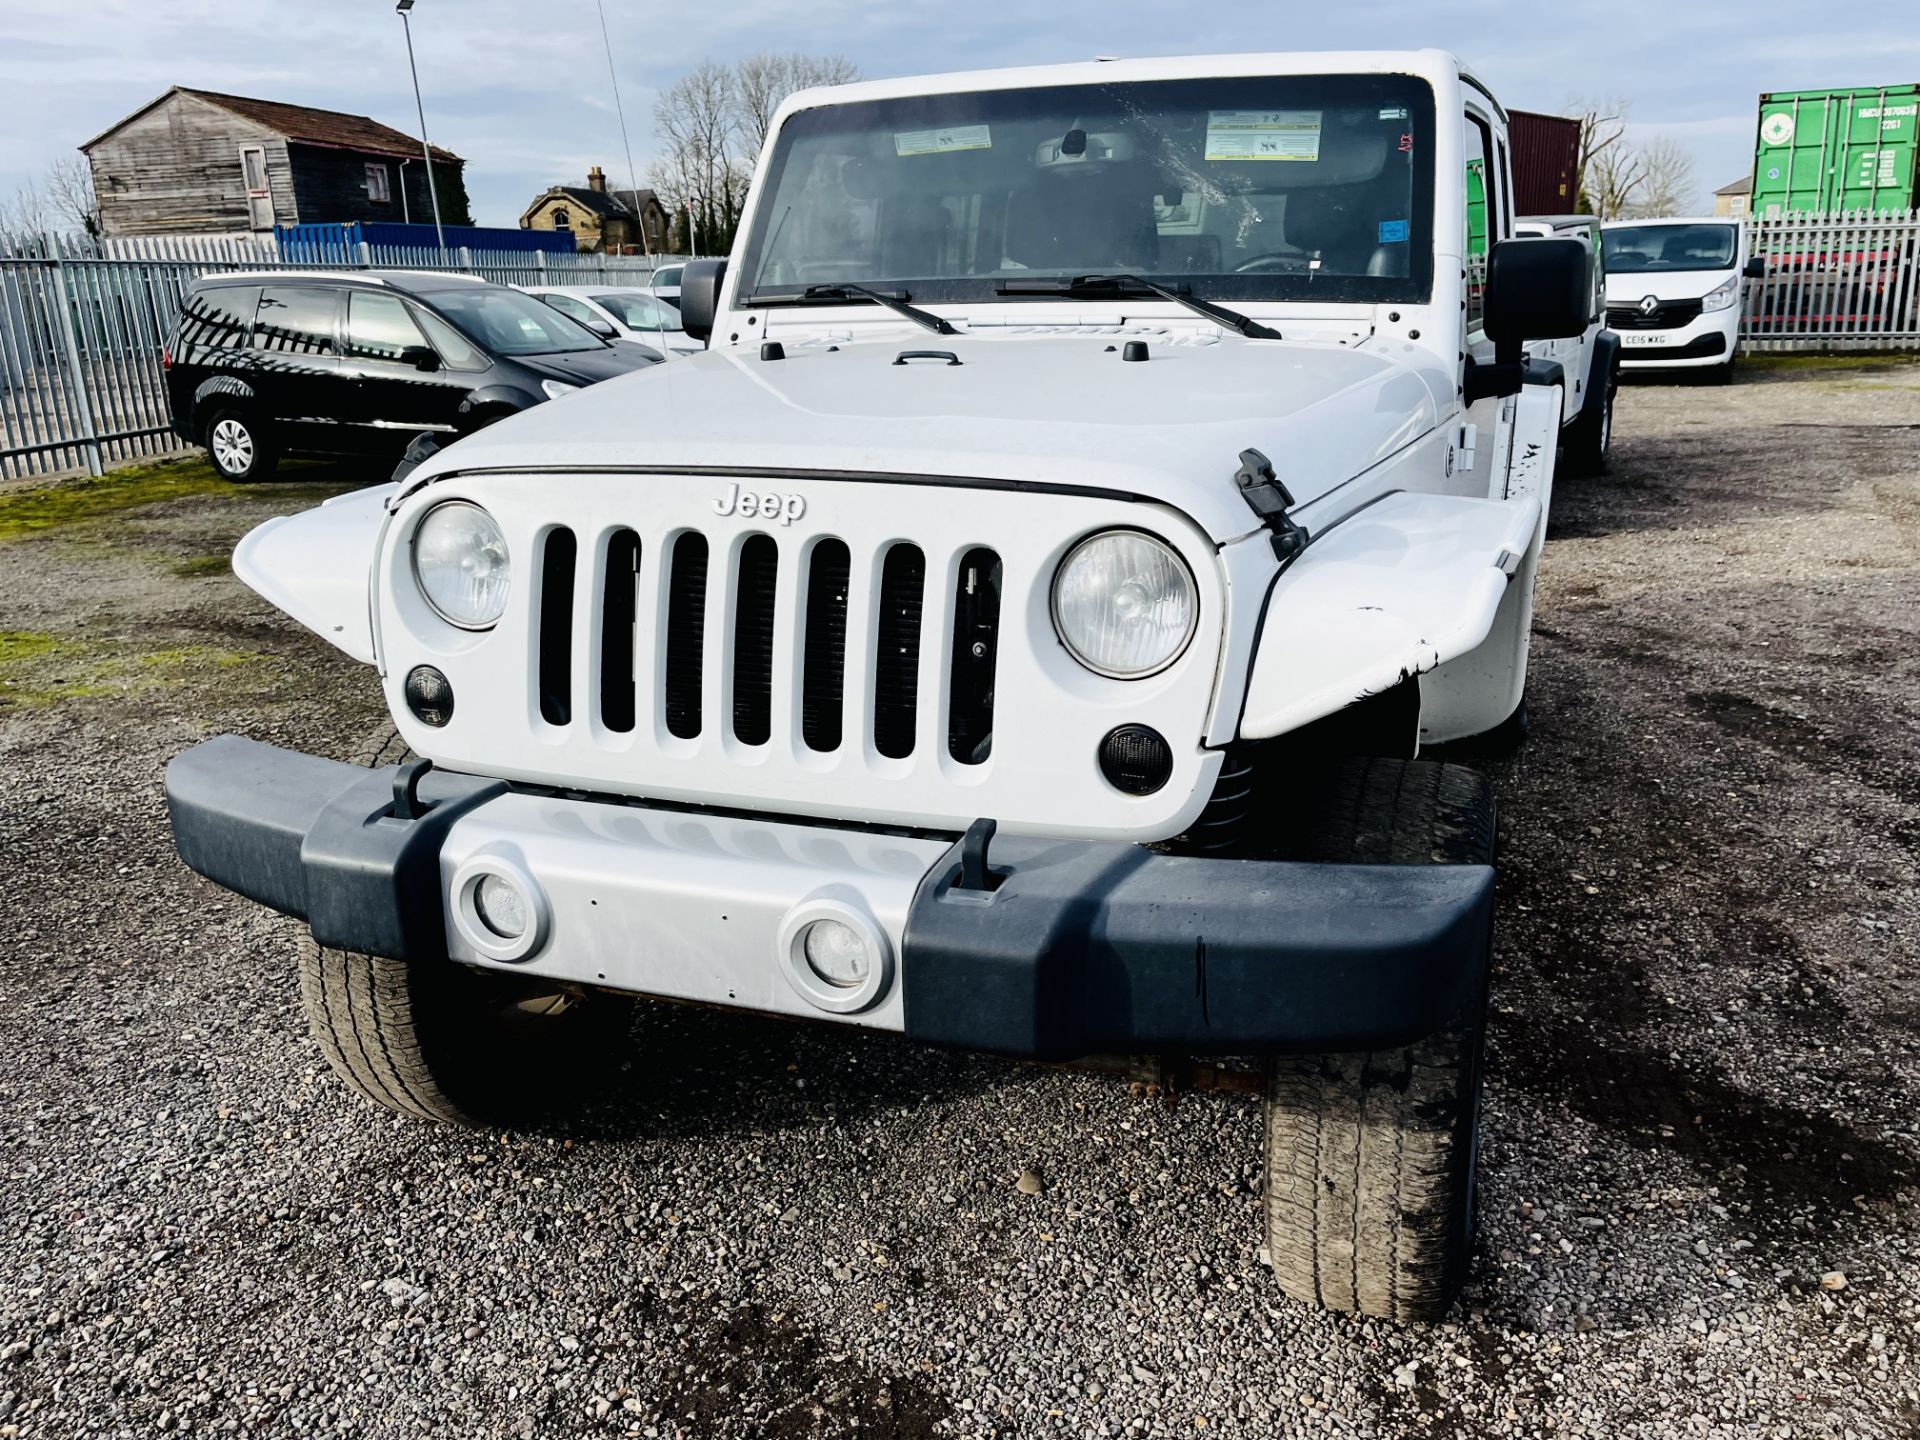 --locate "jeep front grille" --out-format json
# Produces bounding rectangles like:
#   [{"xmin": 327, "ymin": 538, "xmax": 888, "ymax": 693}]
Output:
[{"xmin": 536, "ymin": 523, "xmax": 996, "ymax": 767}]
